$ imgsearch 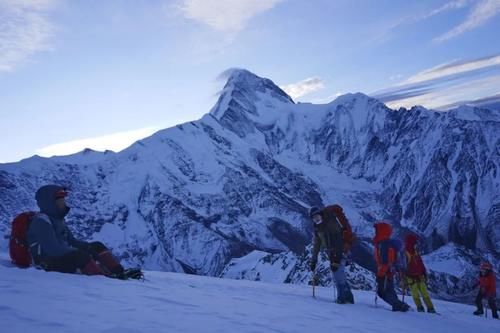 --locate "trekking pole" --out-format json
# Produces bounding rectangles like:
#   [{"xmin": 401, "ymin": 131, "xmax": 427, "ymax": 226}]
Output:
[
  {"xmin": 374, "ymin": 281, "xmax": 378, "ymax": 308},
  {"xmin": 400, "ymin": 273, "xmax": 406, "ymax": 303},
  {"xmin": 484, "ymin": 300, "xmax": 488, "ymax": 318},
  {"xmin": 312, "ymin": 270, "xmax": 316, "ymax": 299}
]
